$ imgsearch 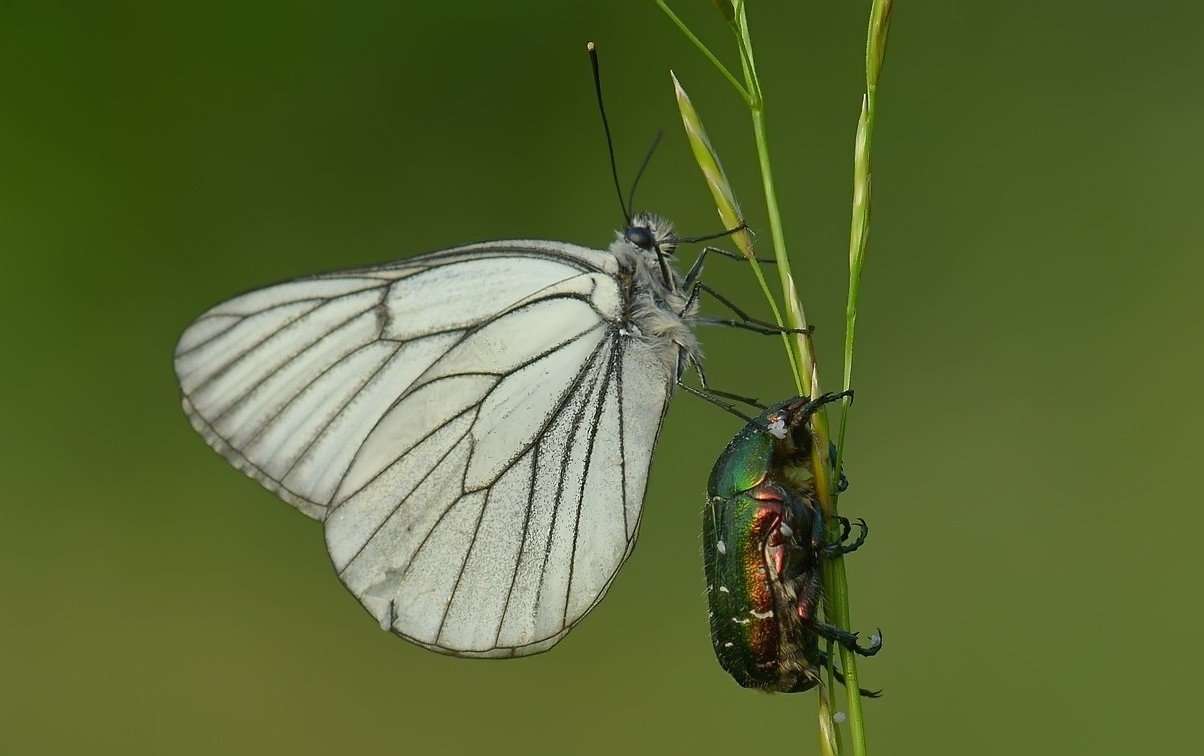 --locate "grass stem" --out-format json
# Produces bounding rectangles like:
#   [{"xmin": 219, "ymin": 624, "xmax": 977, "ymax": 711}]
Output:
[{"xmin": 661, "ymin": 2, "xmax": 893, "ymax": 753}]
